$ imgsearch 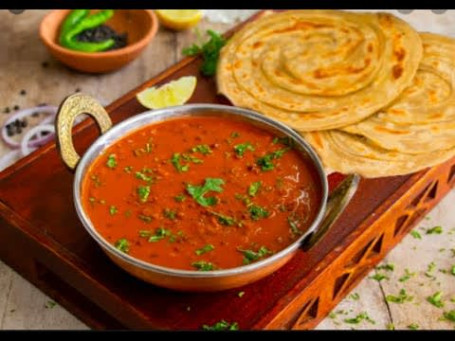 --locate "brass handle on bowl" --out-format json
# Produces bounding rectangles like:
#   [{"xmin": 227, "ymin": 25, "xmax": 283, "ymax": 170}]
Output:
[
  {"xmin": 56, "ymin": 93, "xmax": 113, "ymax": 170},
  {"xmin": 302, "ymin": 173, "xmax": 360, "ymax": 251}
]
